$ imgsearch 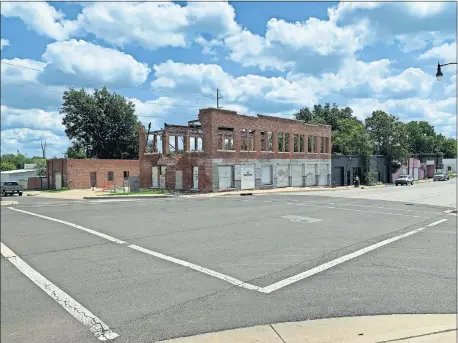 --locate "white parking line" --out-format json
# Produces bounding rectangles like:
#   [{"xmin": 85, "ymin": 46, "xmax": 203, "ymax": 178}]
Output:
[
  {"xmin": 8, "ymin": 208, "xmax": 126, "ymax": 244},
  {"xmin": 1, "ymin": 242, "xmax": 119, "ymax": 341},
  {"xmin": 128, "ymin": 244, "xmax": 261, "ymax": 291},
  {"xmin": 258, "ymin": 219, "xmax": 448, "ymax": 293}
]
